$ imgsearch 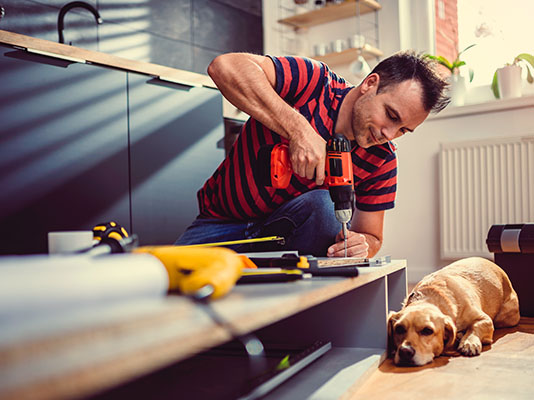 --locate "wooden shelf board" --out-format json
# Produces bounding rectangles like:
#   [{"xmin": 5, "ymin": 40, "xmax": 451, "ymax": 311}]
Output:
[
  {"xmin": 278, "ymin": 0, "xmax": 382, "ymax": 29},
  {"xmin": 0, "ymin": 29, "xmax": 216, "ymax": 88},
  {"xmin": 0, "ymin": 261, "xmax": 406, "ymax": 400},
  {"xmin": 312, "ymin": 44, "xmax": 383, "ymax": 65}
]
